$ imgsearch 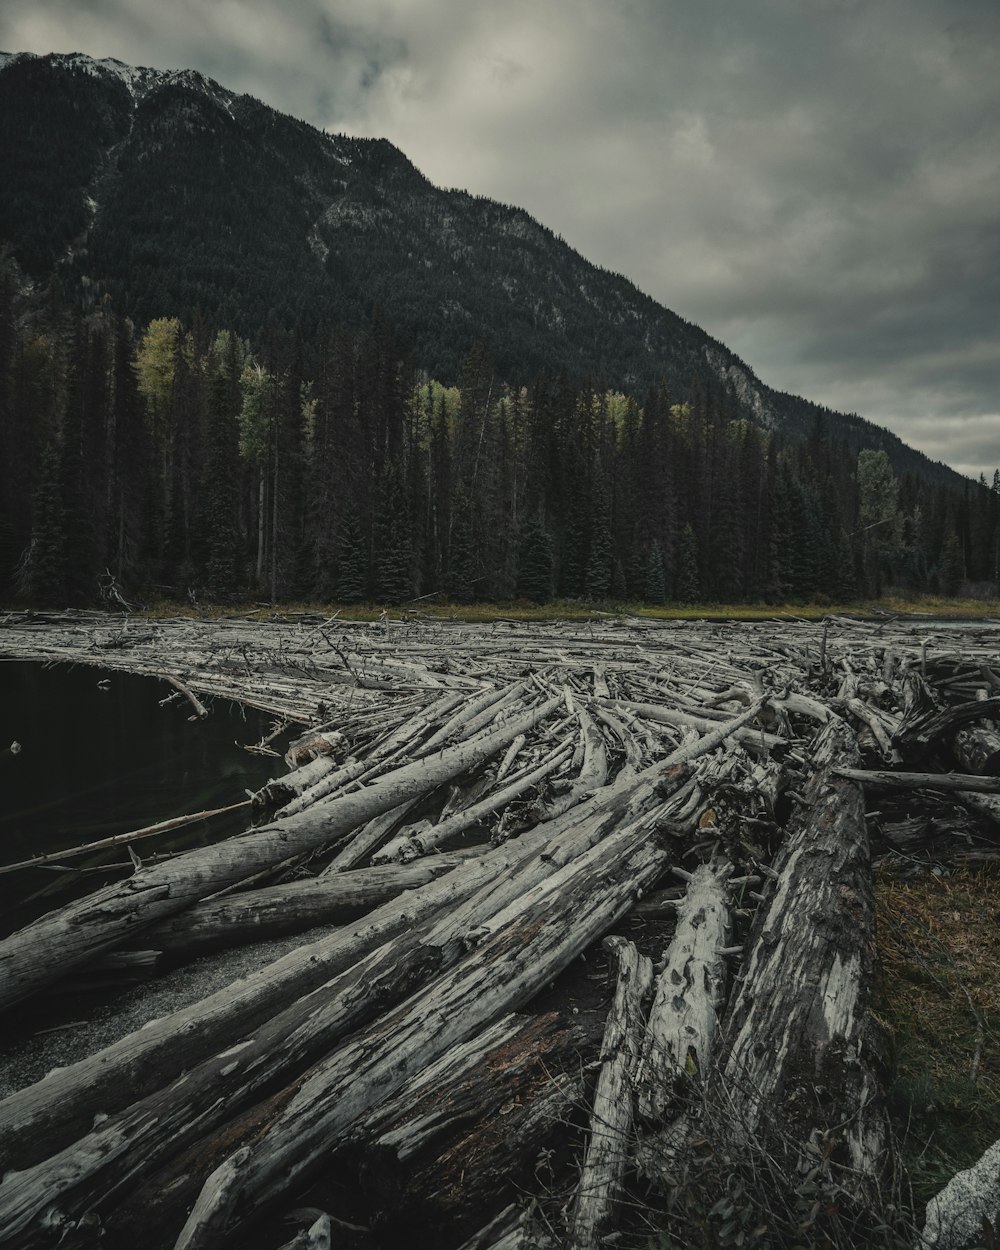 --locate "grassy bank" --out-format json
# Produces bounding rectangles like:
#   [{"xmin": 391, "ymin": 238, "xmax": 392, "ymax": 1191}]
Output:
[{"xmin": 129, "ymin": 594, "xmax": 1000, "ymax": 624}]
